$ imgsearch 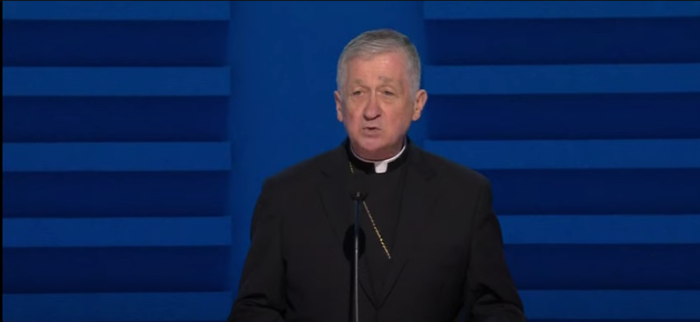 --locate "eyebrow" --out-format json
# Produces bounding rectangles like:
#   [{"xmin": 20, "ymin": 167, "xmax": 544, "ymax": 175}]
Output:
[
  {"xmin": 350, "ymin": 77, "xmax": 403, "ymax": 90},
  {"xmin": 378, "ymin": 76, "xmax": 395, "ymax": 84},
  {"xmin": 380, "ymin": 77, "xmax": 406, "ymax": 92}
]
